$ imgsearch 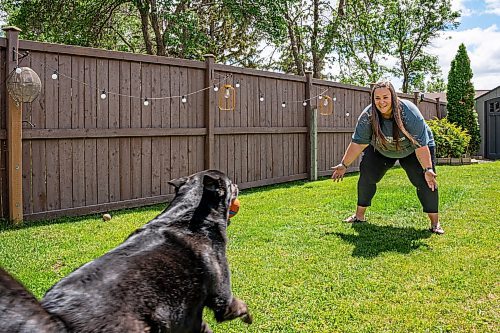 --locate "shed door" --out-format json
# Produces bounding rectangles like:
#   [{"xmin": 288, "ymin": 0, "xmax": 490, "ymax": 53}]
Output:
[{"xmin": 486, "ymin": 97, "xmax": 500, "ymax": 160}]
